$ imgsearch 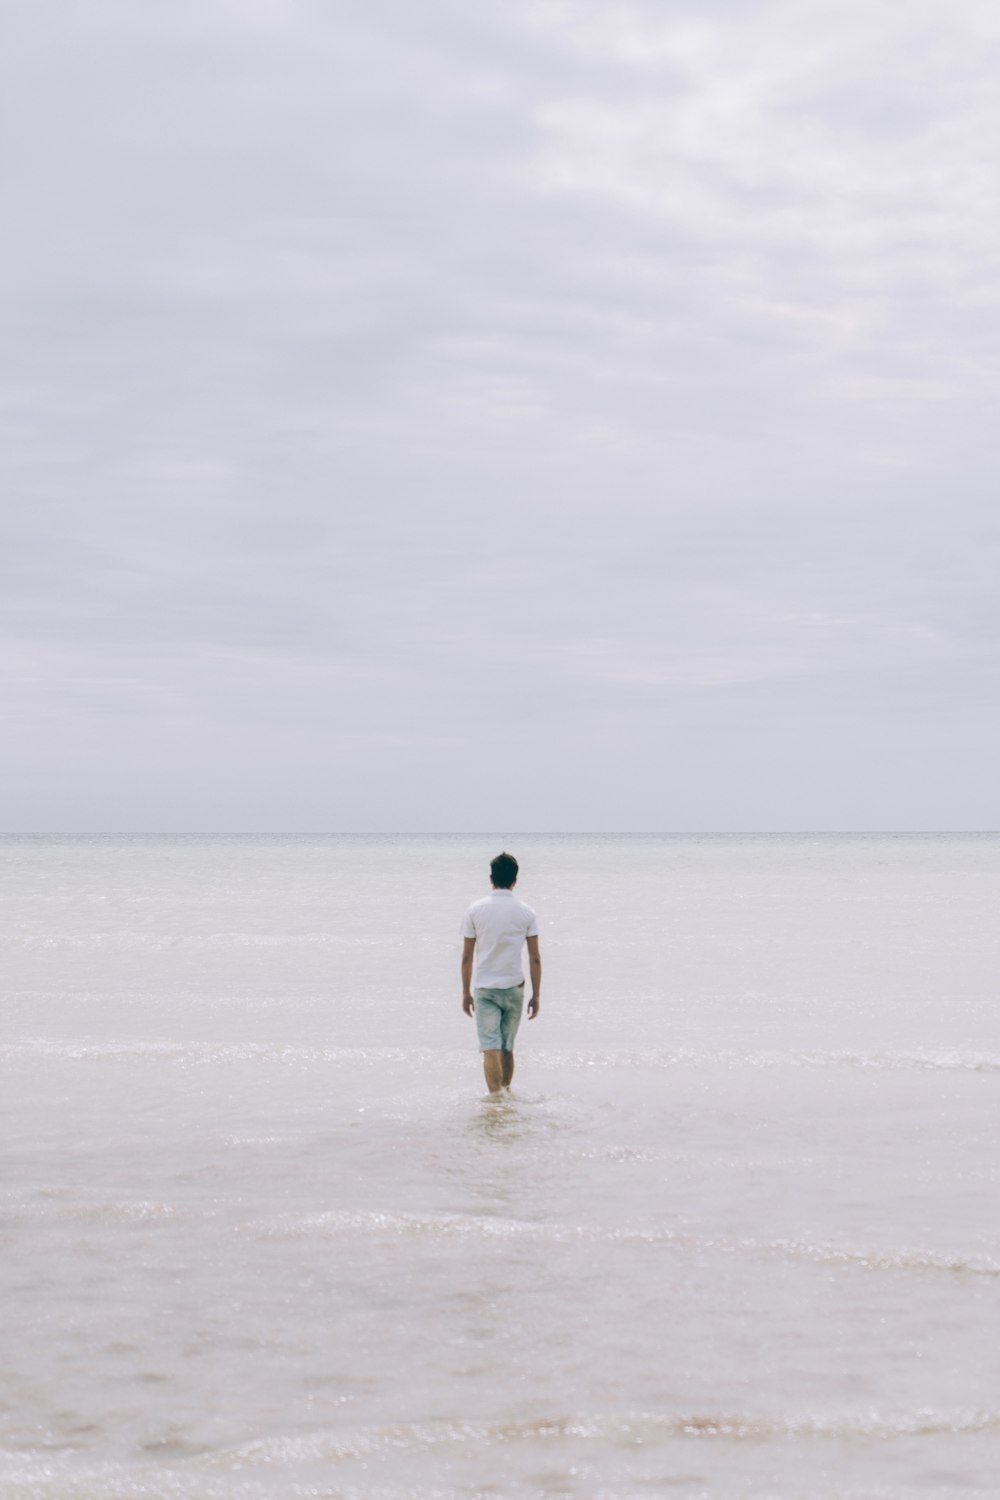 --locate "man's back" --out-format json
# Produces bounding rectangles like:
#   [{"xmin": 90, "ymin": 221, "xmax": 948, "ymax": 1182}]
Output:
[{"xmin": 461, "ymin": 889, "xmax": 538, "ymax": 990}]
